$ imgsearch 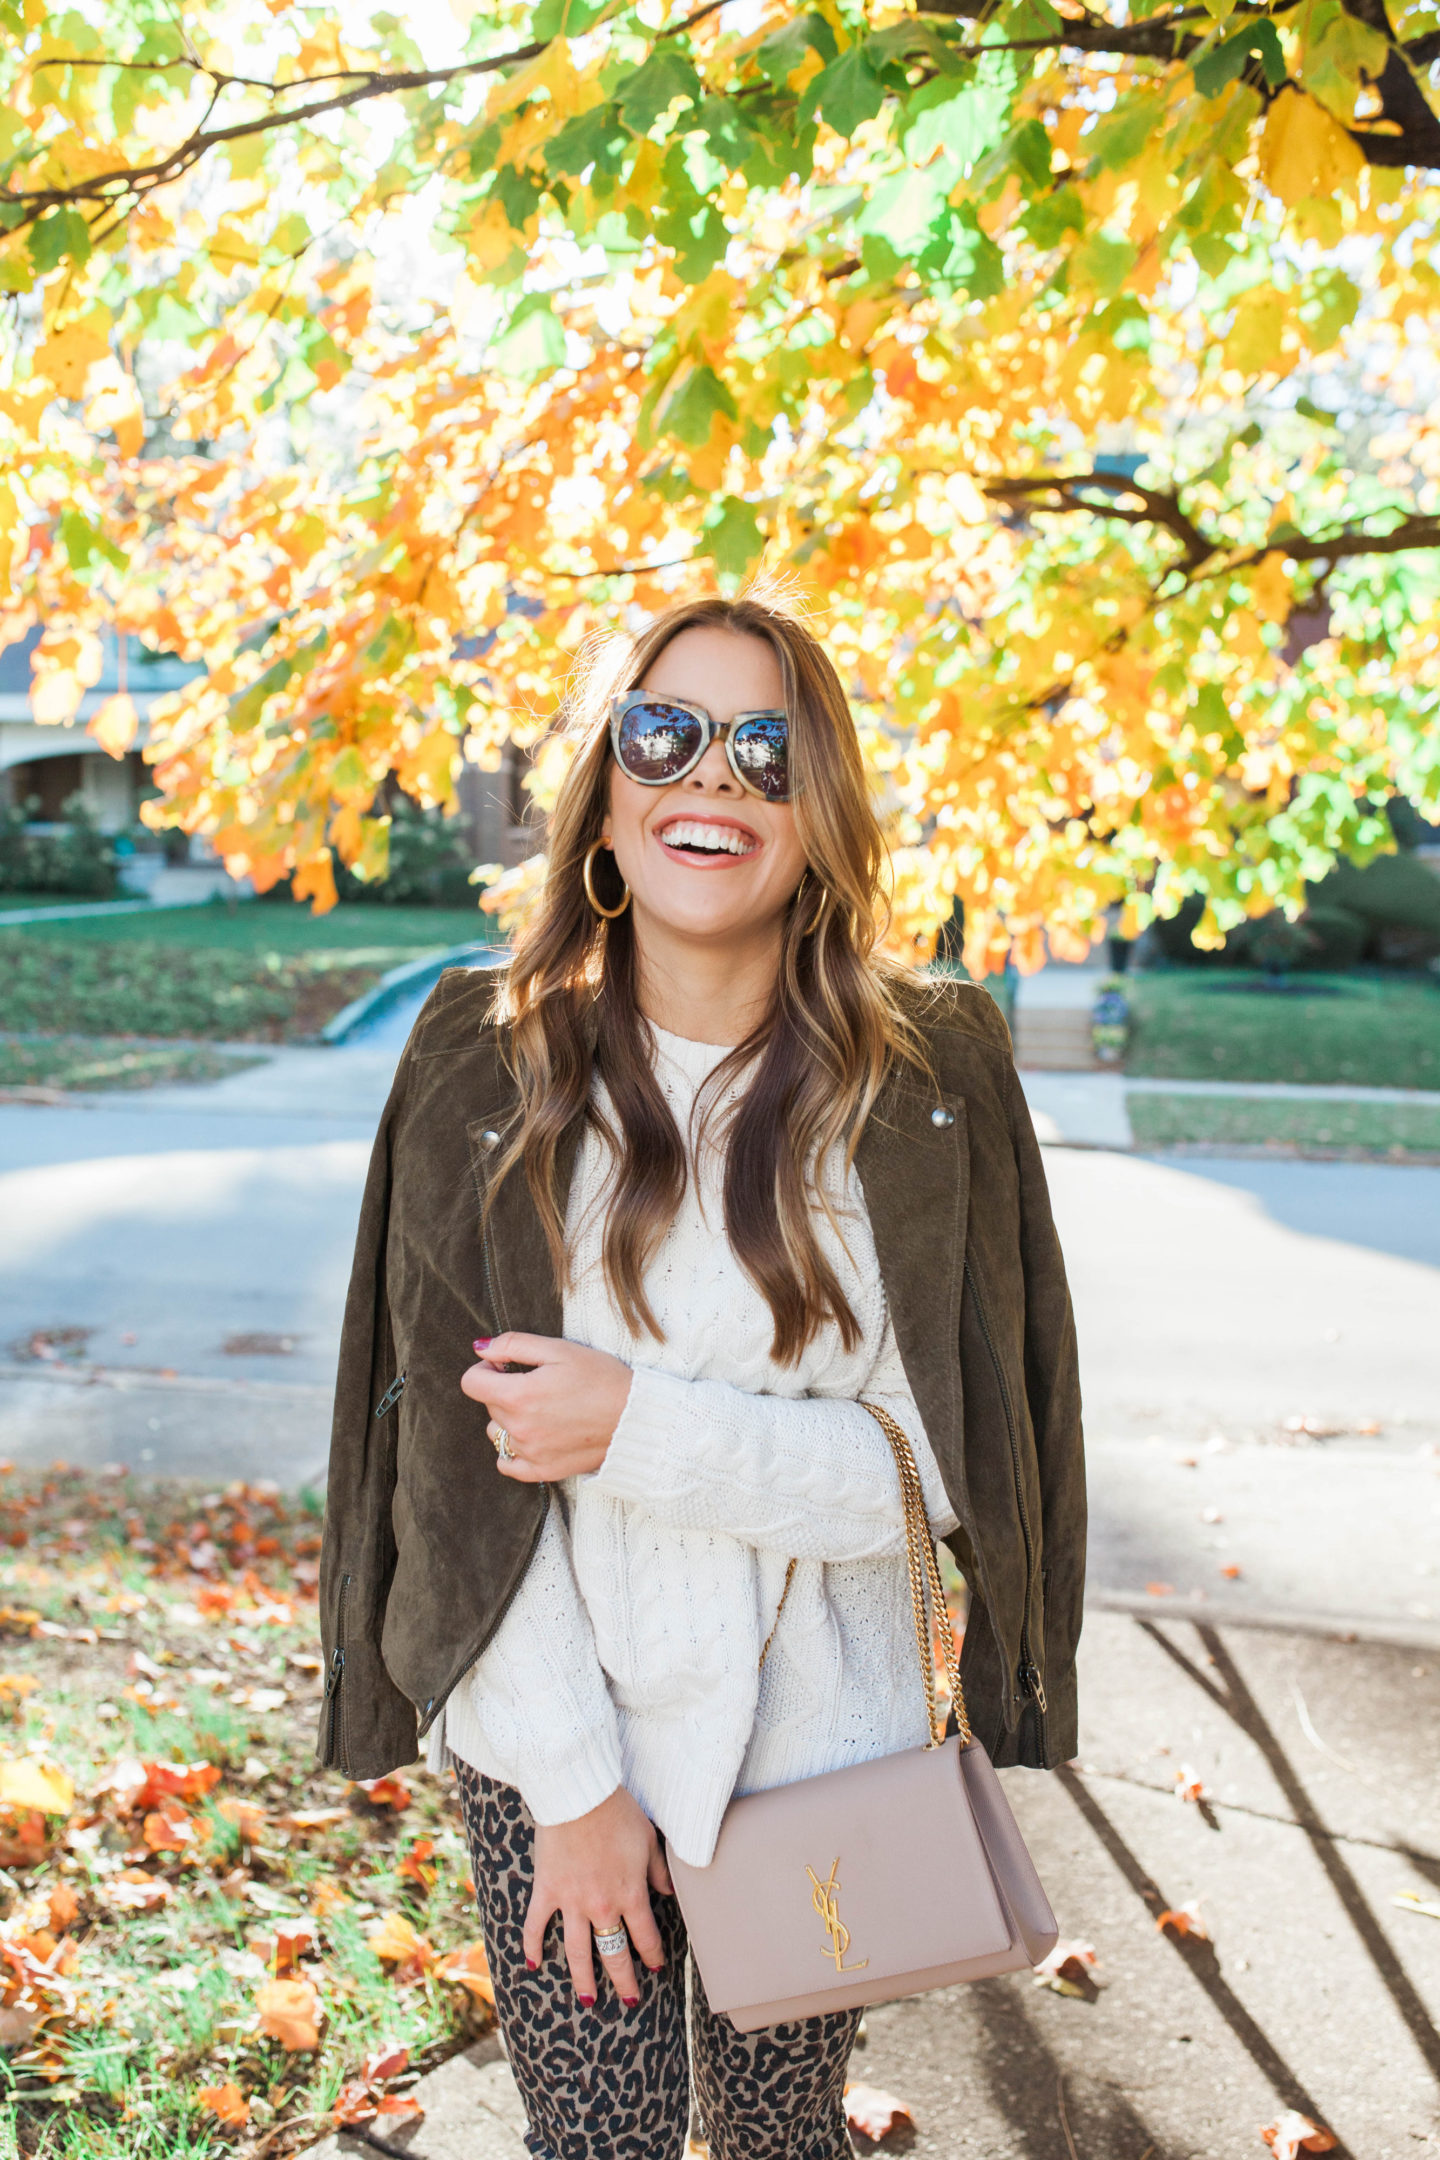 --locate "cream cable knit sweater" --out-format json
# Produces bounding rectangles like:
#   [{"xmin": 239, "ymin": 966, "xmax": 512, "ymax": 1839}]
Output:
[{"xmin": 433, "ymin": 1024, "xmax": 959, "ymax": 1868}]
